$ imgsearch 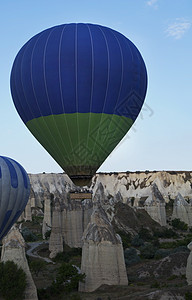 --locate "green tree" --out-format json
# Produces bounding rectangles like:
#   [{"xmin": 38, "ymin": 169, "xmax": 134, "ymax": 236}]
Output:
[
  {"xmin": 29, "ymin": 259, "xmax": 47, "ymax": 276},
  {"xmin": 21, "ymin": 227, "xmax": 38, "ymax": 242},
  {"xmin": 44, "ymin": 229, "xmax": 51, "ymax": 240},
  {"xmin": 138, "ymin": 227, "xmax": 152, "ymax": 241},
  {"xmin": 124, "ymin": 248, "xmax": 141, "ymax": 266},
  {"xmin": 131, "ymin": 235, "xmax": 144, "ymax": 247},
  {"xmin": 0, "ymin": 261, "xmax": 26, "ymax": 300},
  {"xmin": 140, "ymin": 243, "xmax": 157, "ymax": 259},
  {"xmin": 52, "ymin": 262, "xmax": 85, "ymax": 294},
  {"xmin": 171, "ymin": 218, "xmax": 188, "ymax": 231},
  {"xmin": 116, "ymin": 230, "xmax": 132, "ymax": 249}
]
